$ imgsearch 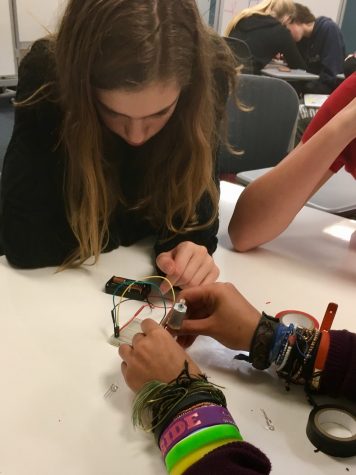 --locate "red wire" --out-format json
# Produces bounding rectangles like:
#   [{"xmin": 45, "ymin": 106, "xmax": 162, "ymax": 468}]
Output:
[
  {"xmin": 119, "ymin": 304, "xmax": 150, "ymax": 331},
  {"xmin": 119, "ymin": 299, "xmax": 173, "ymax": 331}
]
